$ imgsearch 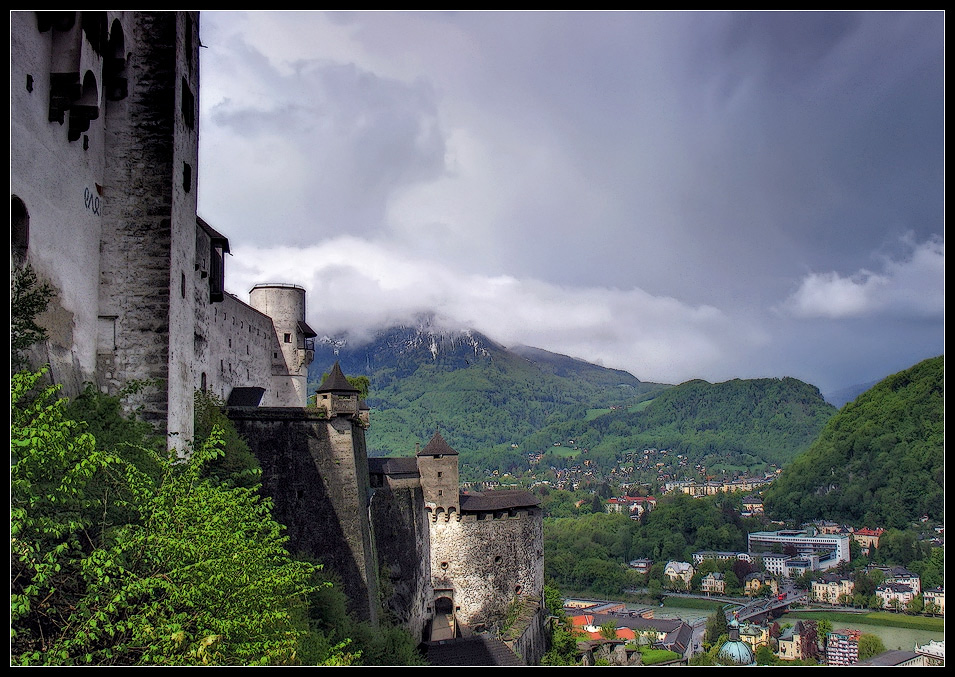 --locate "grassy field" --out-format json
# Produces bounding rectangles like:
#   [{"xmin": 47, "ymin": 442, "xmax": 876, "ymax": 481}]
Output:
[
  {"xmin": 784, "ymin": 609, "xmax": 944, "ymax": 632},
  {"xmin": 661, "ymin": 597, "xmax": 725, "ymax": 611}
]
